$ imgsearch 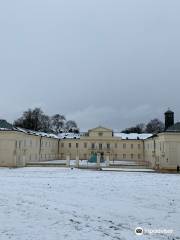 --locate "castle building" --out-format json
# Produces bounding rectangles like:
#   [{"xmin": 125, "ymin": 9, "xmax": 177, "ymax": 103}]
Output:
[
  {"xmin": 0, "ymin": 110, "xmax": 180, "ymax": 171},
  {"xmin": 144, "ymin": 110, "xmax": 180, "ymax": 170},
  {"xmin": 0, "ymin": 121, "xmax": 60, "ymax": 167},
  {"xmin": 58, "ymin": 127, "xmax": 150, "ymax": 162}
]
